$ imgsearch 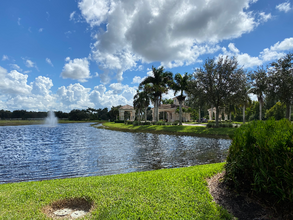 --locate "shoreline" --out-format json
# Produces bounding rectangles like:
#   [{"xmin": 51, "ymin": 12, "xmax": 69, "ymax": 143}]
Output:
[{"xmin": 97, "ymin": 122, "xmax": 235, "ymax": 139}]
